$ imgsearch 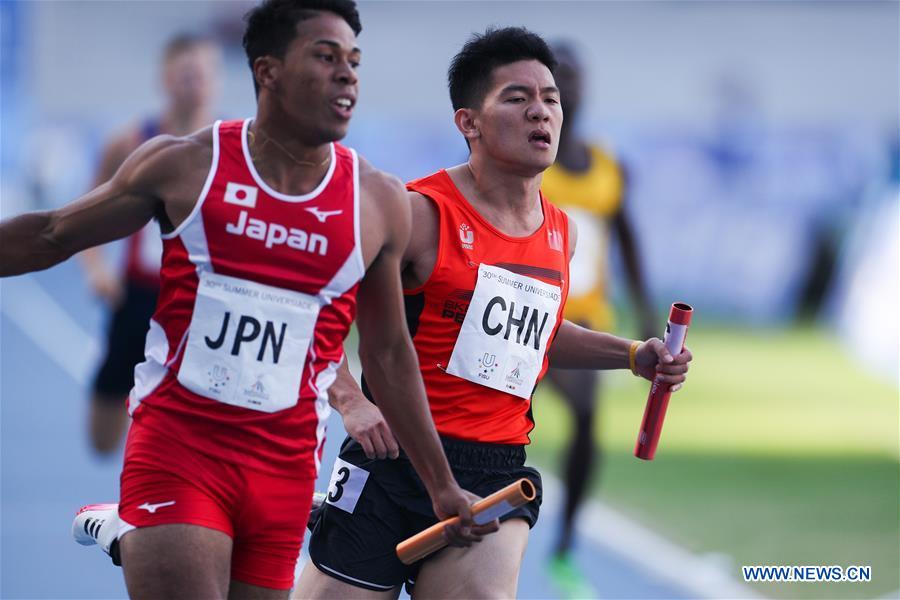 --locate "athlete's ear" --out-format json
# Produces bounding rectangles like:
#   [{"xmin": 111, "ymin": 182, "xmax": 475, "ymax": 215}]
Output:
[
  {"xmin": 454, "ymin": 108, "xmax": 480, "ymax": 143},
  {"xmin": 253, "ymin": 56, "xmax": 282, "ymax": 94}
]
